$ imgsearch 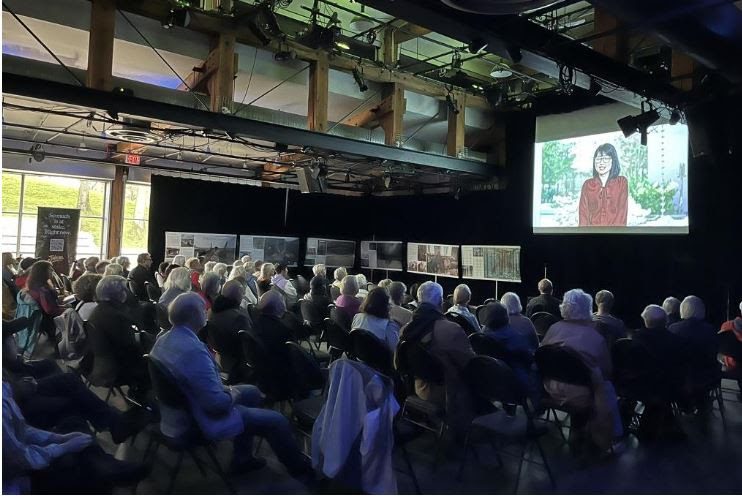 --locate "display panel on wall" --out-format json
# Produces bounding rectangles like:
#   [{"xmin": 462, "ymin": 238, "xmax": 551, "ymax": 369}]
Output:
[
  {"xmin": 407, "ymin": 242, "xmax": 460, "ymax": 278},
  {"xmin": 305, "ymin": 237, "xmax": 356, "ymax": 268},
  {"xmin": 239, "ymin": 235, "xmax": 300, "ymax": 267},
  {"xmin": 360, "ymin": 240, "xmax": 404, "ymax": 271},
  {"xmin": 165, "ymin": 232, "xmax": 237, "ymax": 263},
  {"xmin": 461, "ymin": 245, "xmax": 521, "ymax": 282}
]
